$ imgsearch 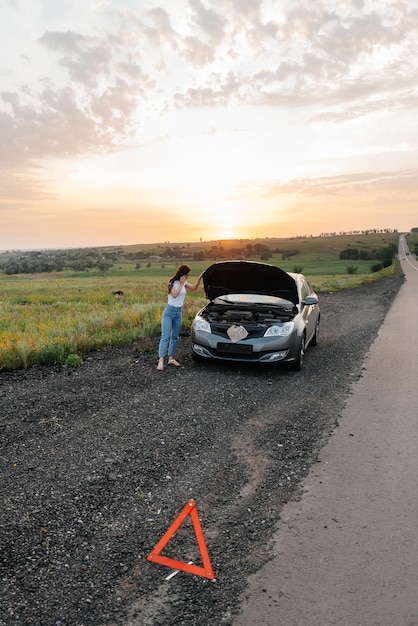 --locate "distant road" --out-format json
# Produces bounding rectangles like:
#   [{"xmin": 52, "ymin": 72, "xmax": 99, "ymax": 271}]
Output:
[
  {"xmin": 235, "ymin": 234, "xmax": 418, "ymax": 626},
  {"xmin": 399, "ymin": 232, "xmax": 418, "ymax": 270}
]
